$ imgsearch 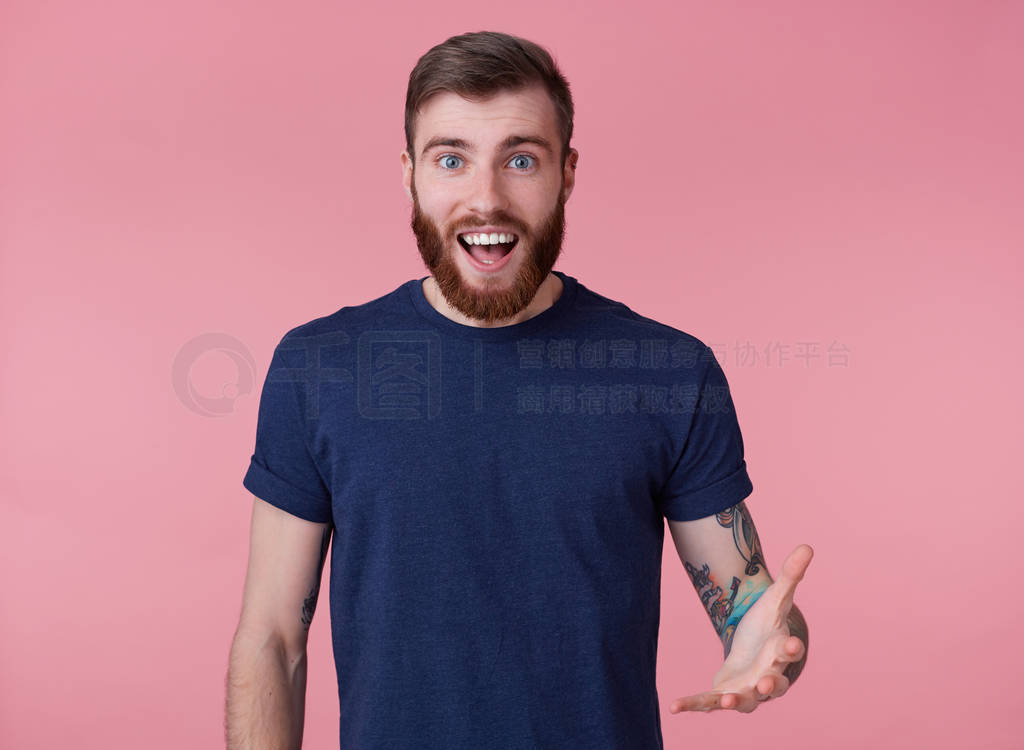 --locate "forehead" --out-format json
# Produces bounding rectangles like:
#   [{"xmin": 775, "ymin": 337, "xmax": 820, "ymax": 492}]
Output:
[{"xmin": 415, "ymin": 85, "xmax": 558, "ymax": 153}]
